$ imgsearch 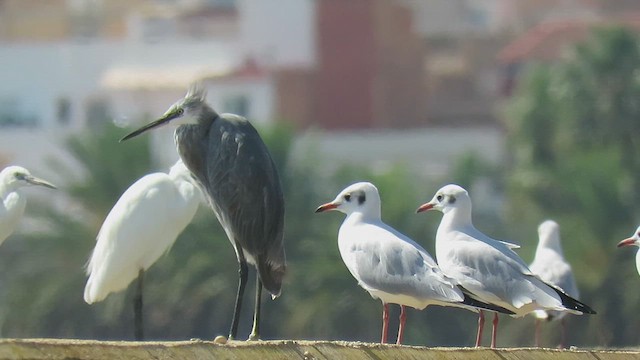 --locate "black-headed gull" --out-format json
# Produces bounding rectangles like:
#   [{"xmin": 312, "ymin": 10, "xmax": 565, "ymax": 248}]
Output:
[
  {"xmin": 529, "ymin": 220, "xmax": 580, "ymax": 348},
  {"xmin": 316, "ymin": 182, "xmax": 512, "ymax": 345},
  {"xmin": 417, "ymin": 184, "xmax": 595, "ymax": 348},
  {"xmin": 617, "ymin": 225, "xmax": 640, "ymax": 275}
]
